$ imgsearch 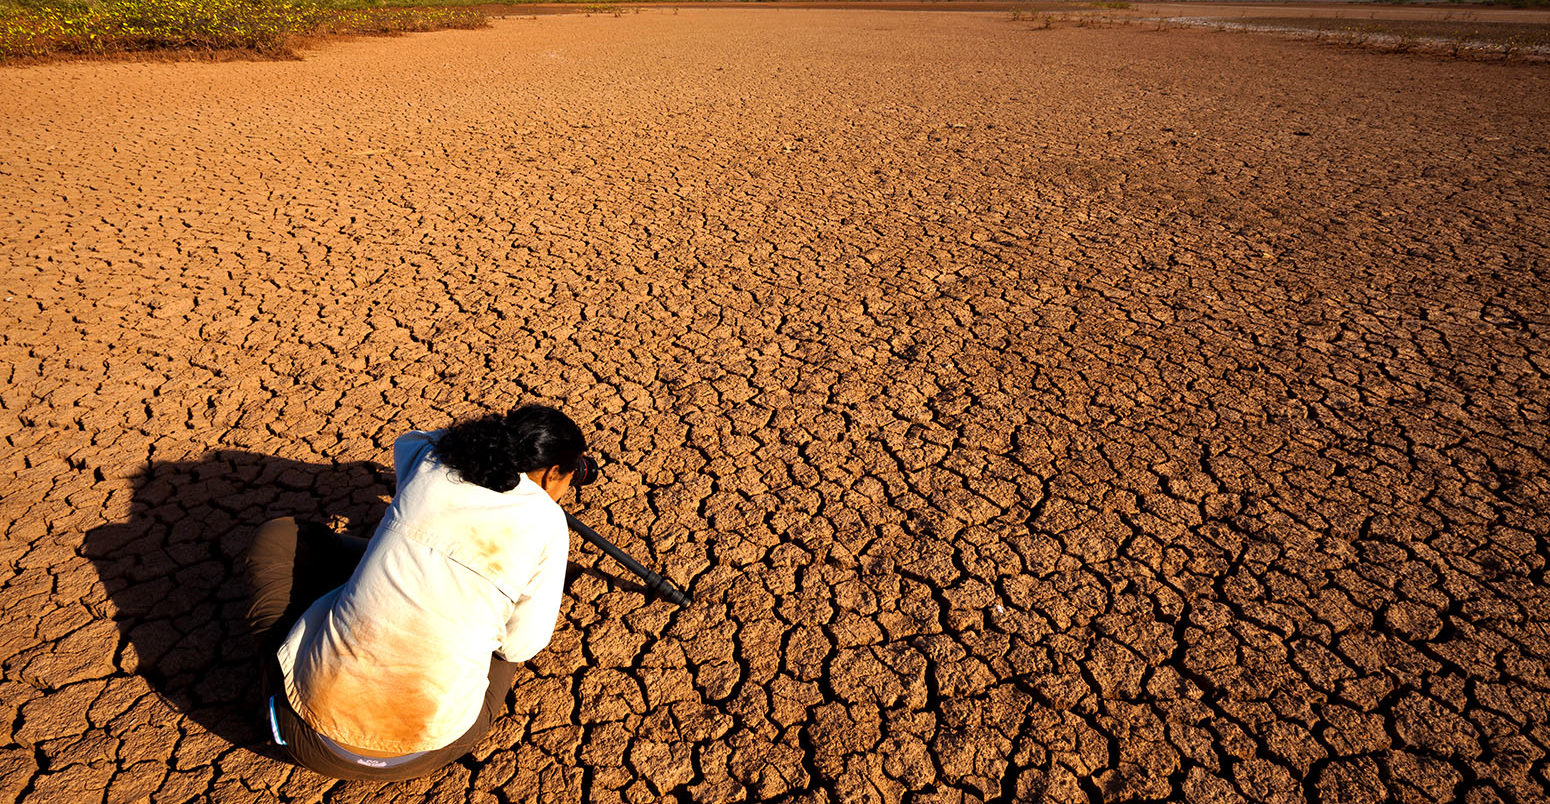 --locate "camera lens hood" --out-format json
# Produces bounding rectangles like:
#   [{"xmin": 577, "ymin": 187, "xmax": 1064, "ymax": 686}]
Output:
[{"xmin": 573, "ymin": 455, "xmax": 600, "ymax": 487}]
